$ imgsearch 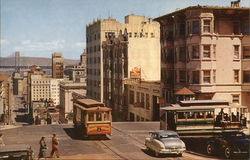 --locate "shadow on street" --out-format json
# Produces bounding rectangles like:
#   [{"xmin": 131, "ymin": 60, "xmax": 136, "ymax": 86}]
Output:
[
  {"xmin": 141, "ymin": 148, "xmax": 182, "ymax": 158},
  {"xmin": 63, "ymin": 127, "xmax": 110, "ymax": 141}
]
